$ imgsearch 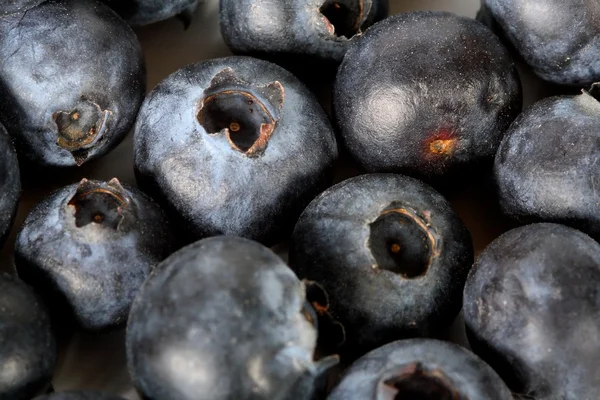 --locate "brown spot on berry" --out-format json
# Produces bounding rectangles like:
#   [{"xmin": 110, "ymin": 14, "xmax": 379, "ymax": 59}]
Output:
[{"xmin": 429, "ymin": 138, "xmax": 457, "ymax": 155}]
